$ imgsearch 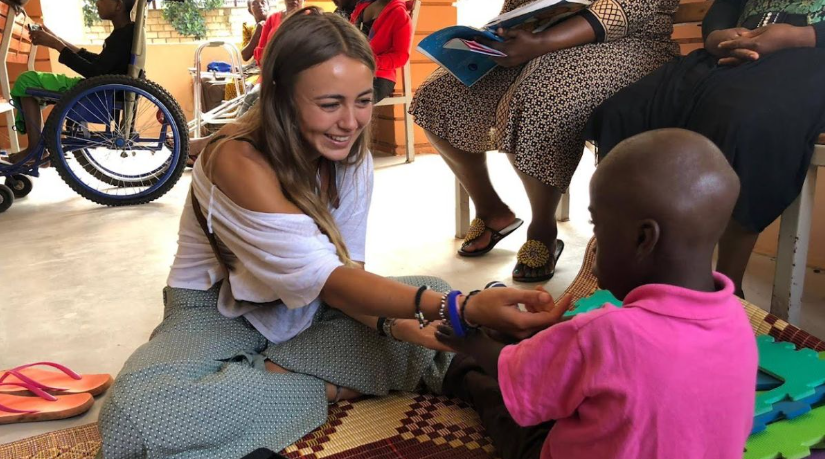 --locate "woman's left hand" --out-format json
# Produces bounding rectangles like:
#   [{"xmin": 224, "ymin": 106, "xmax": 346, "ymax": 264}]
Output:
[
  {"xmin": 477, "ymin": 28, "xmax": 547, "ymax": 68},
  {"xmin": 717, "ymin": 23, "xmax": 816, "ymax": 65},
  {"xmin": 391, "ymin": 319, "xmax": 455, "ymax": 352}
]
